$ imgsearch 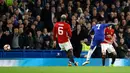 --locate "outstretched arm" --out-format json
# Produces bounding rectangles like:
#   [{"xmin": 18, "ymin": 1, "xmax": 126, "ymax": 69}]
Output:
[
  {"xmin": 88, "ymin": 27, "xmax": 94, "ymax": 35},
  {"xmin": 108, "ymin": 23, "xmax": 117, "ymax": 26},
  {"xmin": 104, "ymin": 23, "xmax": 117, "ymax": 27}
]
